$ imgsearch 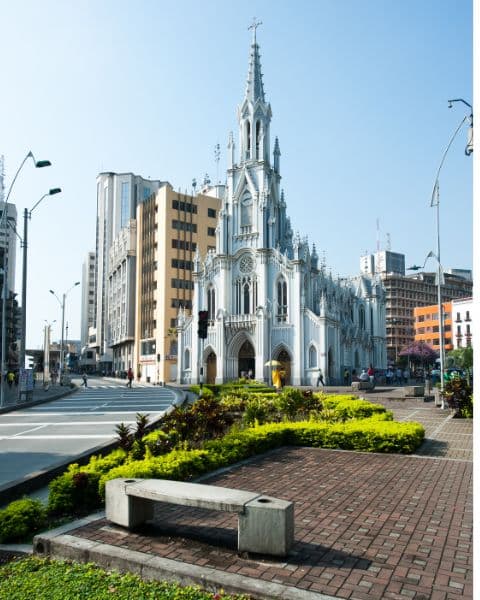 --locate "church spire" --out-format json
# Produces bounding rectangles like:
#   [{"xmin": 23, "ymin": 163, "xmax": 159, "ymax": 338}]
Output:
[{"xmin": 245, "ymin": 18, "xmax": 265, "ymax": 104}]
